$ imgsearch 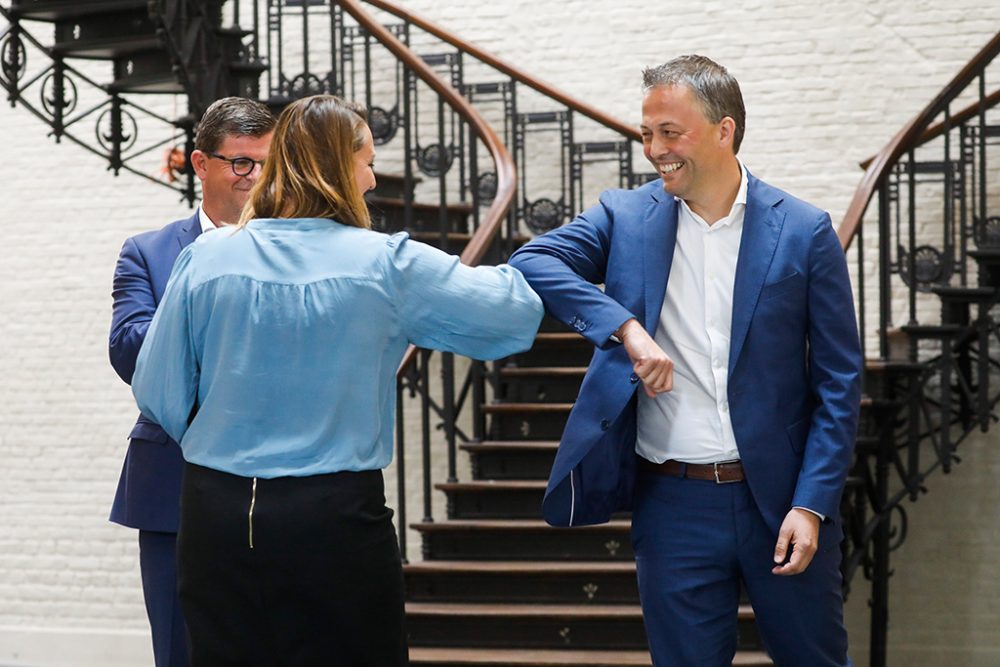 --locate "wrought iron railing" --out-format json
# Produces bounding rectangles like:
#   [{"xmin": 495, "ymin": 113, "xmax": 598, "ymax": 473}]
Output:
[{"xmin": 837, "ymin": 30, "xmax": 1000, "ymax": 667}]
